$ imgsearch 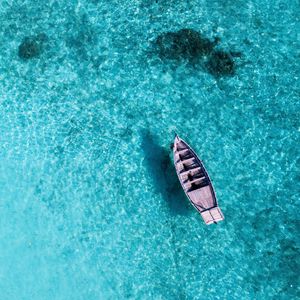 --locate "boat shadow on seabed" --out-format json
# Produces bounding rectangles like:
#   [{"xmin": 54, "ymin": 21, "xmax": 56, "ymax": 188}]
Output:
[{"xmin": 141, "ymin": 130, "xmax": 192, "ymax": 216}]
